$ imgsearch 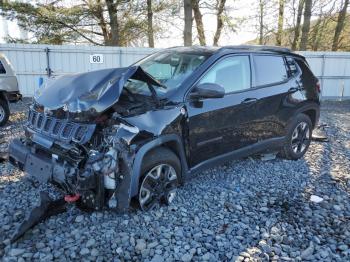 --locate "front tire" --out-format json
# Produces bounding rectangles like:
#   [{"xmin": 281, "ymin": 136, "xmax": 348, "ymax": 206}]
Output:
[
  {"xmin": 0, "ymin": 98, "xmax": 10, "ymax": 127},
  {"xmin": 138, "ymin": 147, "xmax": 181, "ymax": 211},
  {"xmin": 281, "ymin": 113, "xmax": 312, "ymax": 160}
]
